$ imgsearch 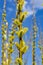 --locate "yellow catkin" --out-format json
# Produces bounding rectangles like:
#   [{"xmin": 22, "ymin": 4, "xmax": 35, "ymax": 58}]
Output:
[
  {"xmin": 2, "ymin": 0, "xmax": 8, "ymax": 65},
  {"xmin": 8, "ymin": 14, "xmax": 16, "ymax": 65},
  {"xmin": 15, "ymin": 0, "xmax": 28, "ymax": 65}
]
